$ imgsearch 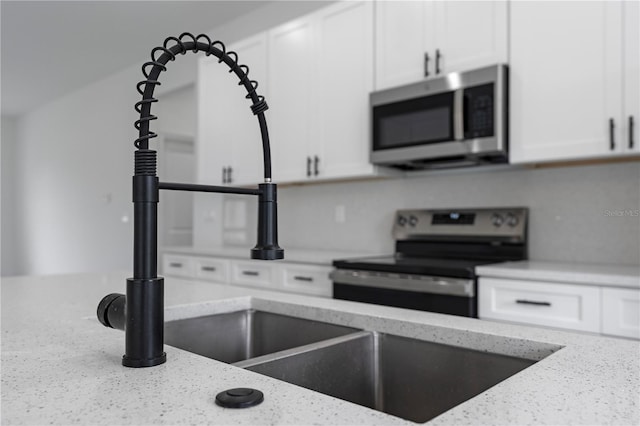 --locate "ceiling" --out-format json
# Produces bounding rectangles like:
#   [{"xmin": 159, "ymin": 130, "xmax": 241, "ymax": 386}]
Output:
[{"xmin": 1, "ymin": 0, "xmax": 270, "ymax": 117}]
